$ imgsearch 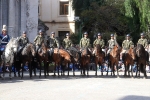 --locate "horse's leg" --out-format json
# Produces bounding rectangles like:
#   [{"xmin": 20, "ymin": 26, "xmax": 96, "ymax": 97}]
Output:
[
  {"xmin": 95, "ymin": 63, "xmax": 97, "ymax": 76},
  {"xmin": 43, "ymin": 61, "xmax": 46, "ymax": 78},
  {"xmin": 106, "ymin": 61, "xmax": 110, "ymax": 76},
  {"xmin": 87, "ymin": 63, "xmax": 89, "ymax": 76},
  {"xmin": 8, "ymin": 66, "xmax": 12, "ymax": 79},
  {"xmin": 128, "ymin": 64, "xmax": 130, "ymax": 77},
  {"xmin": 80, "ymin": 63, "xmax": 83, "ymax": 75},
  {"xmin": 46, "ymin": 62, "xmax": 49, "ymax": 76},
  {"xmin": 68, "ymin": 63, "xmax": 69, "ymax": 76},
  {"xmin": 101, "ymin": 63, "xmax": 103, "ymax": 76},
  {"xmin": 13, "ymin": 62, "xmax": 17, "ymax": 77},
  {"xmin": 135, "ymin": 64, "xmax": 138, "ymax": 77},
  {"xmin": 131, "ymin": 64, "xmax": 133, "ymax": 78},
  {"xmin": 53, "ymin": 62, "xmax": 56, "ymax": 76},
  {"xmin": 28, "ymin": 62, "xmax": 32, "ymax": 79},
  {"xmin": 39, "ymin": 62, "xmax": 42, "ymax": 78},
  {"xmin": 116, "ymin": 63, "xmax": 119, "ymax": 77},
  {"xmin": 21, "ymin": 63, "xmax": 24, "ymax": 79},
  {"xmin": 138, "ymin": 64, "xmax": 141, "ymax": 78},
  {"xmin": 57, "ymin": 64, "xmax": 60, "ymax": 76},
  {"xmin": 73, "ymin": 63, "xmax": 75, "ymax": 76},
  {"xmin": 143, "ymin": 64, "xmax": 147, "ymax": 78}
]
